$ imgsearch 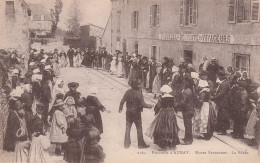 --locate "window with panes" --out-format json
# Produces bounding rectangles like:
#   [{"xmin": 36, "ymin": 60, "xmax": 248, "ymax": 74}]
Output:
[
  {"xmin": 117, "ymin": 11, "xmax": 121, "ymax": 32},
  {"xmin": 6, "ymin": 1, "xmax": 15, "ymax": 18},
  {"xmin": 132, "ymin": 11, "xmax": 139, "ymax": 29},
  {"xmin": 228, "ymin": 0, "xmax": 260, "ymax": 23},
  {"xmin": 233, "ymin": 53, "xmax": 250, "ymax": 74},
  {"xmin": 180, "ymin": 0, "xmax": 198, "ymax": 26},
  {"xmin": 149, "ymin": 4, "xmax": 160, "ymax": 26}
]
